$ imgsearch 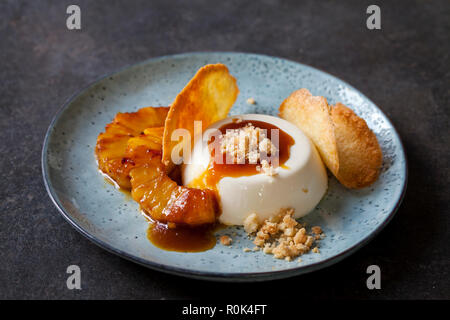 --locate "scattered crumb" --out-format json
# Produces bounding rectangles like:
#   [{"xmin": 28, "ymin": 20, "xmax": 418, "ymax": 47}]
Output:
[
  {"xmin": 243, "ymin": 213, "xmax": 259, "ymax": 233},
  {"xmin": 222, "ymin": 209, "xmax": 324, "ymax": 262},
  {"xmin": 244, "ymin": 208, "xmax": 323, "ymax": 261},
  {"xmin": 311, "ymin": 226, "xmax": 322, "ymax": 235},
  {"xmin": 304, "ymin": 235, "xmax": 314, "ymax": 247},
  {"xmin": 302, "ymin": 188, "xmax": 309, "ymax": 193},
  {"xmin": 246, "ymin": 97, "xmax": 256, "ymax": 105},
  {"xmin": 220, "ymin": 235, "xmax": 232, "ymax": 246}
]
